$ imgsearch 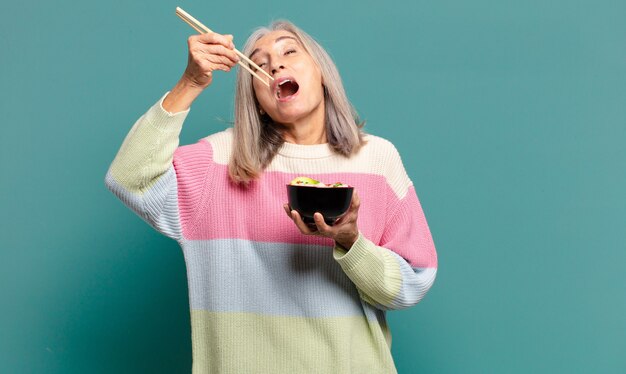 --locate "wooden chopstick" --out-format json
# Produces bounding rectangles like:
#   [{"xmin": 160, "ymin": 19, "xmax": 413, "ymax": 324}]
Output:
[{"xmin": 175, "ymin": 7, "xmax": 273, "ymax": 87}]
